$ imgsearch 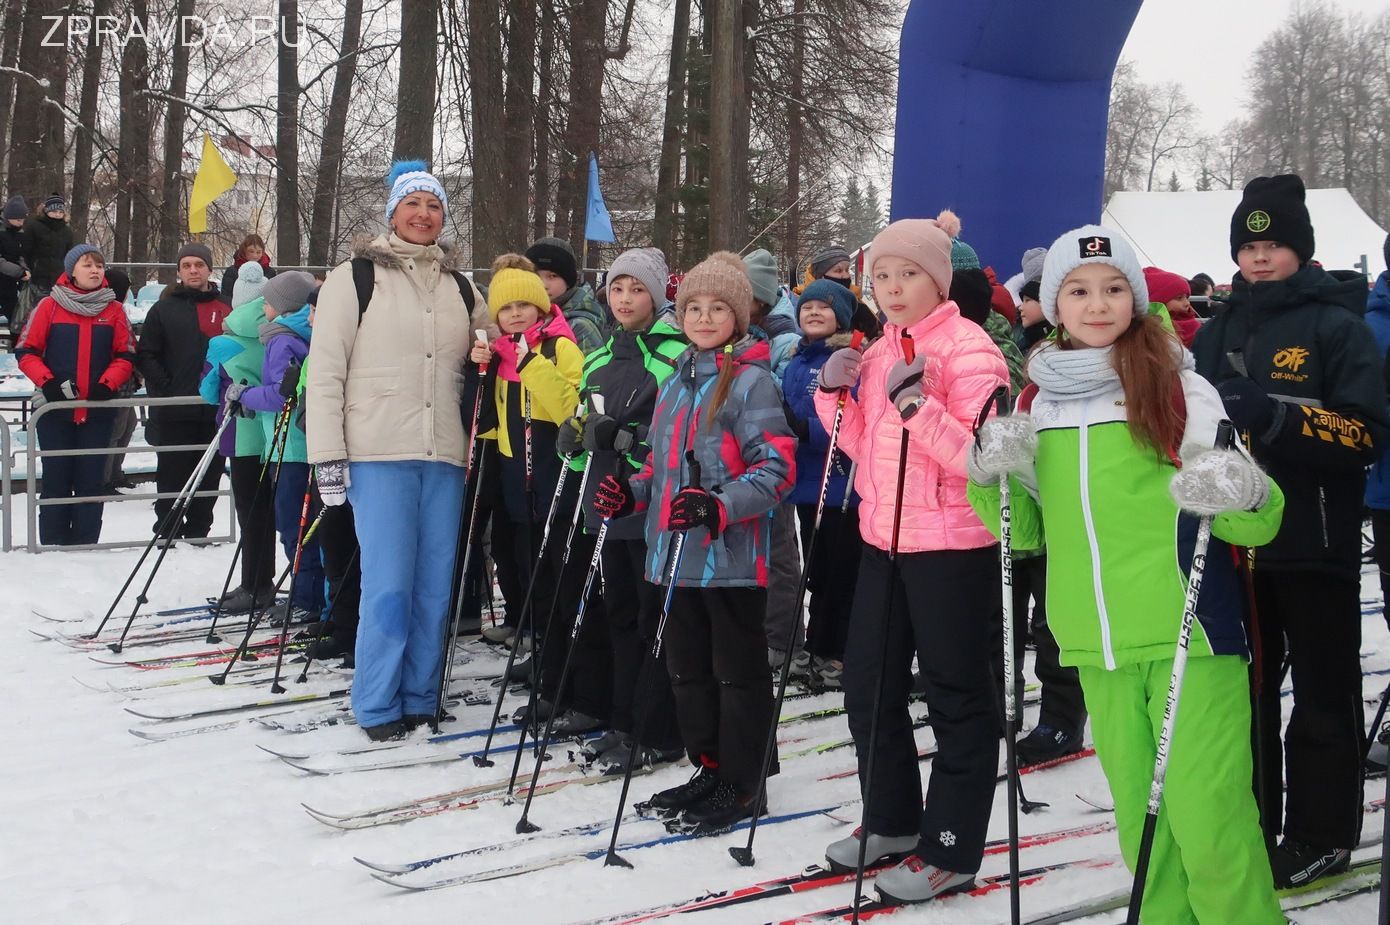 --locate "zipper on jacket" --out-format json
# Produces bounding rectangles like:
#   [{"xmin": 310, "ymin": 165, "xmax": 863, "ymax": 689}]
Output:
[
  {"xmin": 1077, "ymin": 398, "xmax": 1118, "ymax": 671},
  {"xmin": 1318, "ymin": 485, "xmax": 1329, "ymax": 549}
]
